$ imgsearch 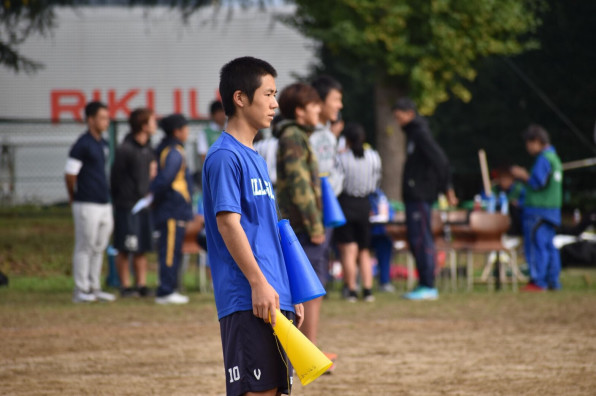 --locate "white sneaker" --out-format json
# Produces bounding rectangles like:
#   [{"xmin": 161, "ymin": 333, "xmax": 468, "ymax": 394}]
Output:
[
  {"xmin": 73, "ymin": 291, "xmax": 97, "ymax": 303},
  {"xmin": 155, "ymin": 292, "xmax": 189, "ymax": 305},
  {"xmin": 363, "ymin": 294, "xmax": 376, "ymax": 303},
  {"xmin": 93, "ymin": 290, "xmax": 116, "ymax": 302}
]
